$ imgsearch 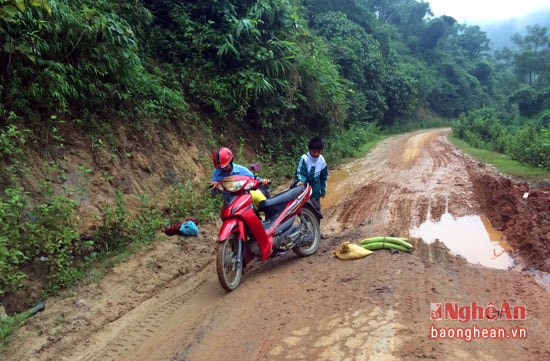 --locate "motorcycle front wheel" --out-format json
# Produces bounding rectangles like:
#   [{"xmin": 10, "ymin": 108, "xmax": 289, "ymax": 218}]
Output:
[
  {"xmin": 216, "ymin": 235, "xmax": 243, "ymax": 291},
  {"xmin": 292, "ymin": 207, "xmax": 321, "ymax": 257}
]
